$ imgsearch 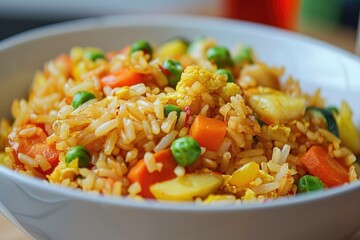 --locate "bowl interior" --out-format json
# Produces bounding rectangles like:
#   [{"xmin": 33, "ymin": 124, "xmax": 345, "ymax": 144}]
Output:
[{"xmin": 0, "ymin": 14, "xmax": 360, "ymax": 208}]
